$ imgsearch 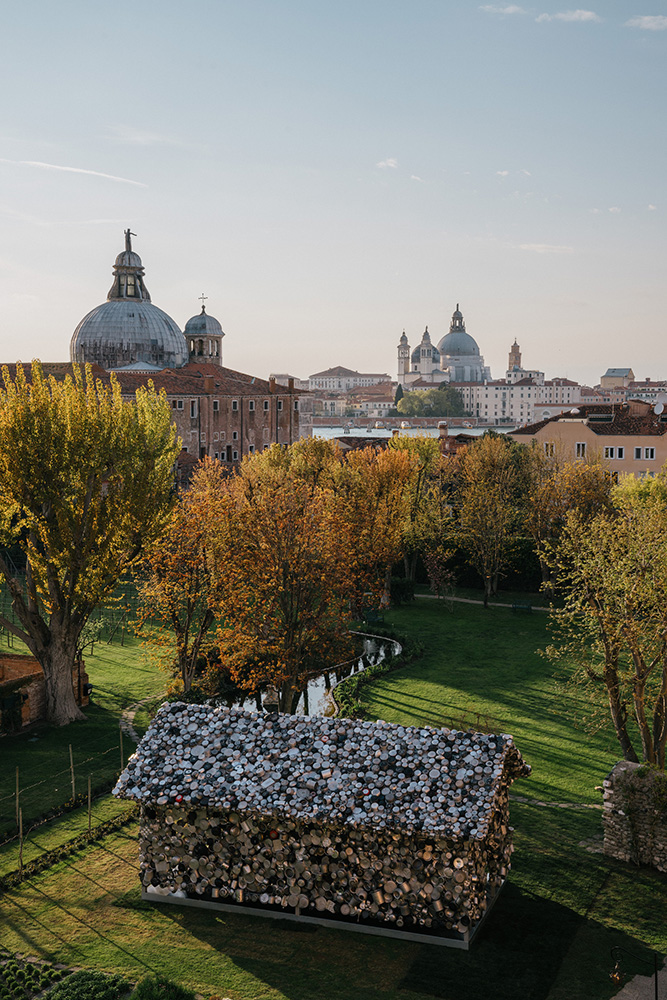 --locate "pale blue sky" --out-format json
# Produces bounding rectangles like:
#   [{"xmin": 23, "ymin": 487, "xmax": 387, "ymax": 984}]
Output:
[{"xmin": 0, "ymin": 1, "xmax": 665, "ymax": 385}]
